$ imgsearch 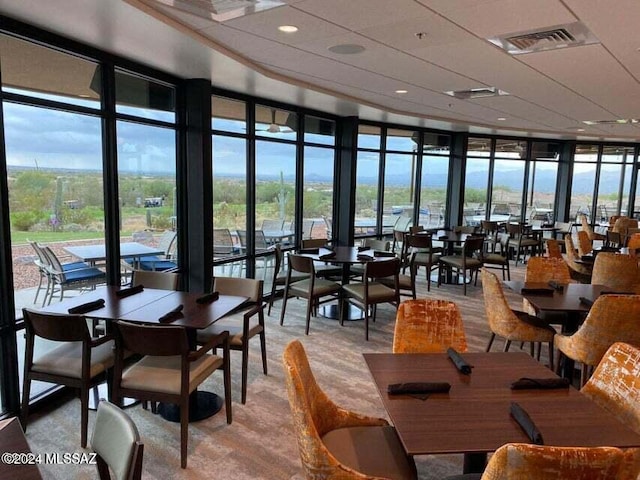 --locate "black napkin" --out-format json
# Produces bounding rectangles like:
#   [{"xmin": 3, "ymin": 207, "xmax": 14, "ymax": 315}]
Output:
[
  {"xmin": 600, "ymin": 290, "xmax": 635, "ymax": 296},
  {"xmin": 196, "ymin": 291, "xmax": 219, "ymax": 304},
  {"xmin": 547, "ymin": 281, "xmax": 564, "ymax": 292},
  {"xmin": 511, "ymin": 377, "xmax": 571, "ymax": 390},
  {"xmin": 298, "ymin": 247, "xmax": 319, "ymax": 254},
  {"xmin": 447, "ymin": 347, "xmax": 473, "ymax": 374},
  {"xmin": 357, "ymin": 245, "xmax": 371, "ymax": 252},
  {"xmin": 387, "ymin": 382, "xmax": 451, "ymax": 395},
  {"xmin": 579, "ymin": 296, "xmax": 594, "ymax": 307},
  {"xmin": 319, "ymin": 251, "xmax": 337, "ymax": 260},
  {"xmin": 373, "ymin": 251, "xmax": 396, "ymax": 257},
  {"xmin": 68, "ymin": 299, "xmax": 105, "ymax": 314},
  {"xmin": 510, "ymin": 402, "xmax": 544, "ymax": 445},
  {"xmin": 580, "ymin": 255, "xmax": 595, "ymax": 262},
  {"xmin": 520, "ymin": 287, "xmax": 554, "ymax": 296},
  {"xmin": 158, "ymin": 304, "xmax": 184, "ymax": 323},
  {"xmin": 115, "ymin": 284, "xmax": 144, "ymax": 298},
  {"xmin": 357, "ymin": 253, "xmax": 374, "ymax": 261}
]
